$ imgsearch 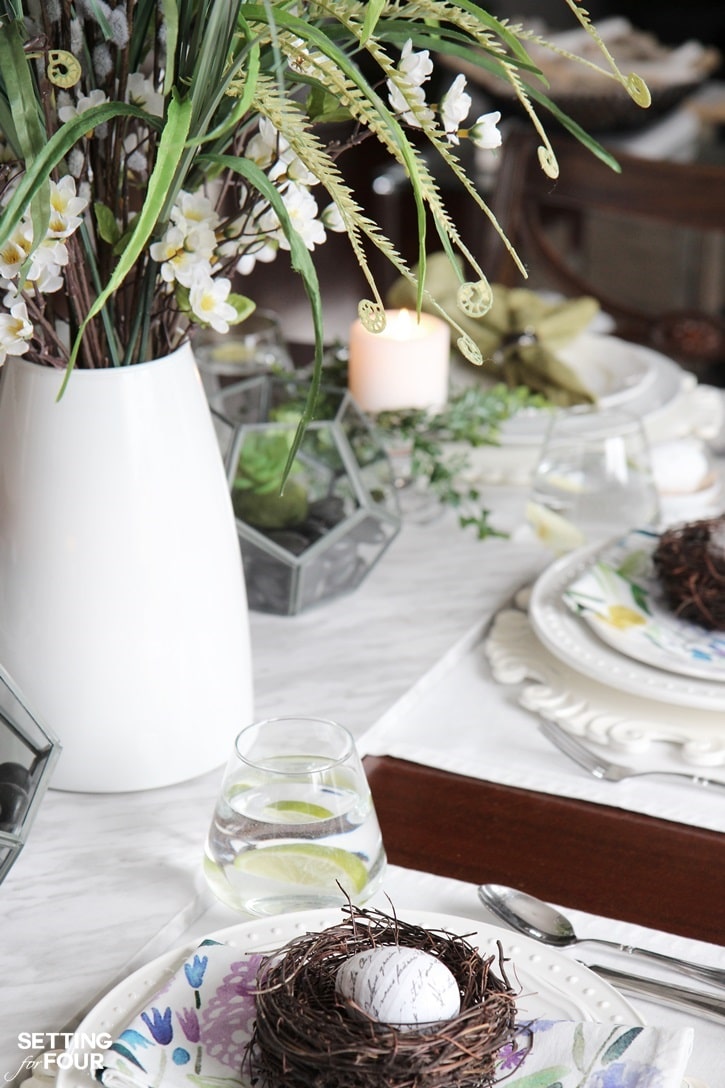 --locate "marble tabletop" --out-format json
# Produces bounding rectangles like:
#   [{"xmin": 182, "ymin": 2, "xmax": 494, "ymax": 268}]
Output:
[
  {"xmin": 1, "ymin": 493, "xmax": 548, "ymax": 1079},
  {"xmin": 2, "ymin": 463, "xmax": 724, "ymax": 1084}
]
